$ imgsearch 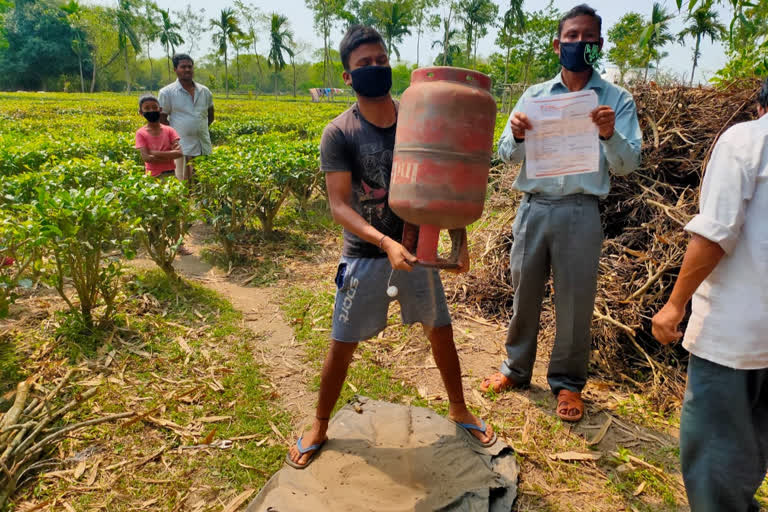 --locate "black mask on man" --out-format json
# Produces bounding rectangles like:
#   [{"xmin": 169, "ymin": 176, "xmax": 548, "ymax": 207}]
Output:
[
  {"xmin": 143, "ymin": 111, "xmax": 161, "ymax": 123},
  {"xmin": 558, "ymin": 41, "xmax": 601, "ymax": 73},
  {"xmin": 349, "ymin": 66, "xmax": 392, "ymax": 98}
]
